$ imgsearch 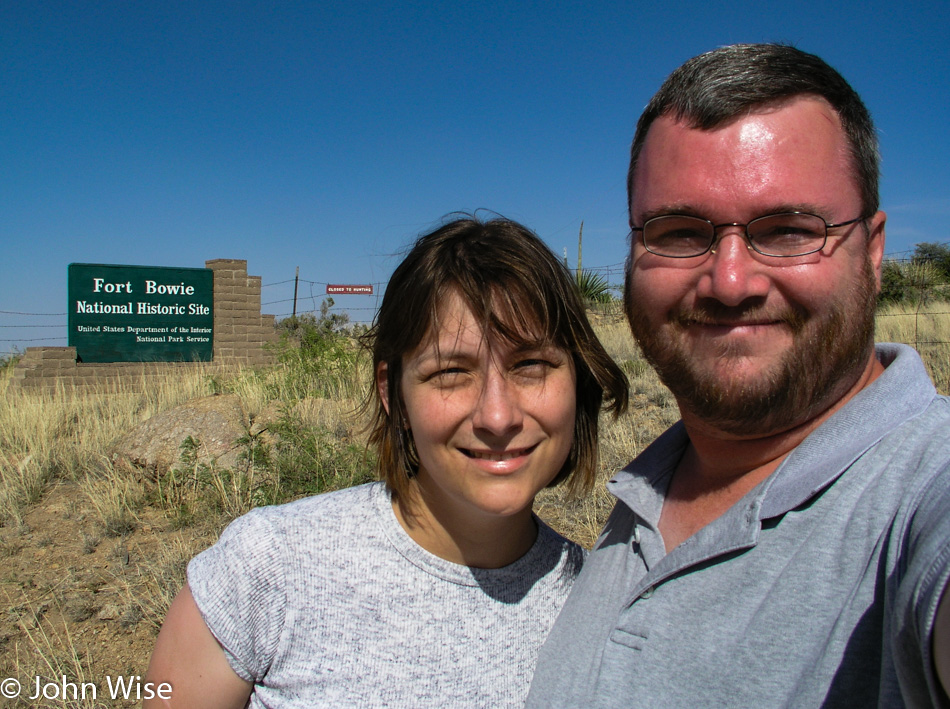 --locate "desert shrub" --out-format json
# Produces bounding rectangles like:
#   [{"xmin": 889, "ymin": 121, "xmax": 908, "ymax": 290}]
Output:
[
  {"xmin": 879, "ymin": 259, "xmax": 946, "ymax": 305},
  {"xmin": 574, "ymin": 269, "xmax": 615, "ymax": 304},
  {"xmin": 269, "ymin": 299, "xmax": 364, "ymax": 400},
  {"xmin": 912, "ymin": 242, "xmax": 950, "ymax": 282},
  {"xmin": 0, "ymin": 347, "xmax": 21, "ymax": 378},
  {"xmin": 152, "ymin": 408, "xmax": 374, "ymax": 528},
  {"xmin": 258, "ymin": 408, "xmax": 374, "ymax": 505}
]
